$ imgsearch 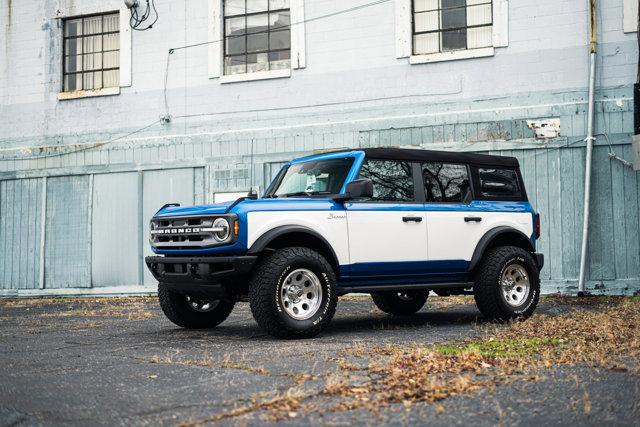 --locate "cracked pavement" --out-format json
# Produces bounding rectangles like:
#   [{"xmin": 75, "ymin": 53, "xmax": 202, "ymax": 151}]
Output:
[{"xmin": 1, "ymin": 296, "xmax": 638, "ymax": 426}]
